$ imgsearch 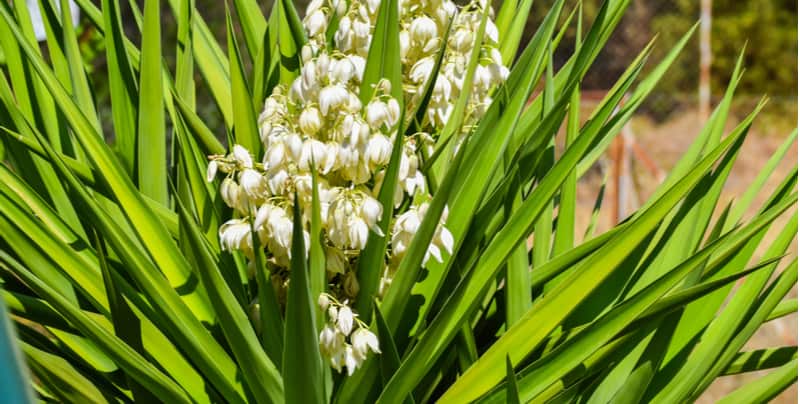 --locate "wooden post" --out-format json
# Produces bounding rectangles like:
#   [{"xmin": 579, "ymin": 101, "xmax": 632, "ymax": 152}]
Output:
[{"xmin": 699, "ymin": 0, "xmax": 712, "ymax": 120}]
